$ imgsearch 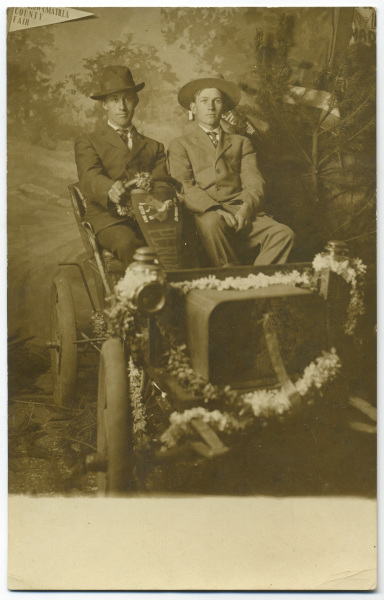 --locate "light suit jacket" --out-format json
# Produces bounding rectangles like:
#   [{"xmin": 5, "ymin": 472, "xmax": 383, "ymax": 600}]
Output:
[
  {"xmin": 167, "ymin": 125, "xmax": 265, "ymax": 216},
  {"xmin": 75, "ymin": 124, "xmax": 170, "ymax": 233}
]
